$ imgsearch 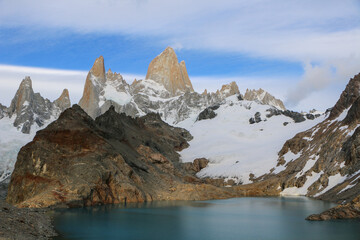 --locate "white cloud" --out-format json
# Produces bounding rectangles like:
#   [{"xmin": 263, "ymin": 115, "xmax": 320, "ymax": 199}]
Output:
[
  {"xmin": 0, "ymin": 65, "xmax": 143, "ymax": 106},
  {"xmin": 0, "ymin": 0, "xmax": 359, "ymax": 108}
]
